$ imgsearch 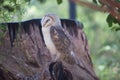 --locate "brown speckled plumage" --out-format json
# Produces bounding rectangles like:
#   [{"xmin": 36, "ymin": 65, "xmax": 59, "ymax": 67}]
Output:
[{"xmin": 50, "ymin": 26, "xmax": 76, "ymax": 64}]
